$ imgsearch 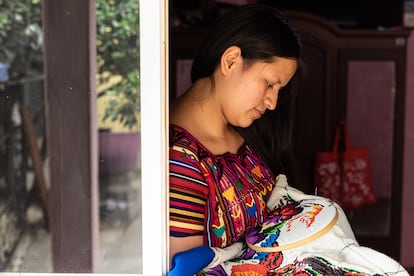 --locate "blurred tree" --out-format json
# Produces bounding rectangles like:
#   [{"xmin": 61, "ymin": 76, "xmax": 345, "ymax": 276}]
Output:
[
  {"xmin": 0, "ymin": 0, "xmax": 43, "ymax": 81},
  {"xmin": 96, "ymin": 0, "xmax": 140, "ymax": 130}
]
